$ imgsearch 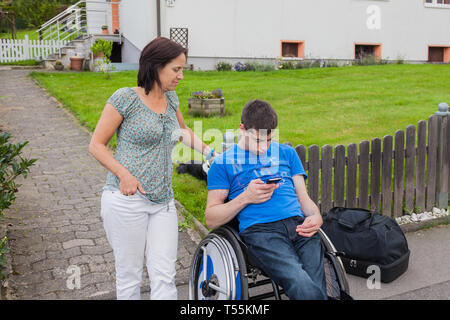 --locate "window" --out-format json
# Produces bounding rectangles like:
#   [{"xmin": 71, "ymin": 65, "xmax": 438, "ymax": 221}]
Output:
[
  {"xmin": 424, "ymin": 0, "xmax": 450, "ymax": 7},
  {"xmin": 280, "ymin": 41, "xmax": 305, "ymax": 58},
  {"xmin": 428, "ymin": 46, "xmax": 450, "ymax": 63},
  {"xmin": 354, "ymin": 43, "xmax": 382, "ymax": 60}
]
